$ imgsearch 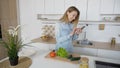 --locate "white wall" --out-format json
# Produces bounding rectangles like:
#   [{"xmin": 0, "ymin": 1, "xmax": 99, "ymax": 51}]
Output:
[
  {"xmin": 19, "ymin": 0, "xmax": 42, "ymax": 43},
  {"xmin": 18, "ymin": 0, "xmax": 120, "ymax": 43},
  {"xmin": 78, "ymin": 24, "xmax": 120, "ymax": 43}
]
